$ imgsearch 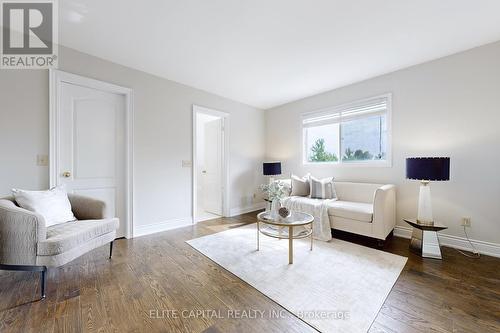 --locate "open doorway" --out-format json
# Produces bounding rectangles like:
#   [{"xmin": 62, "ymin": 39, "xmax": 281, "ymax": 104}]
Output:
[{"xmin": 192, "ymin": 105, "xmax": 229, "ymax": 223}]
